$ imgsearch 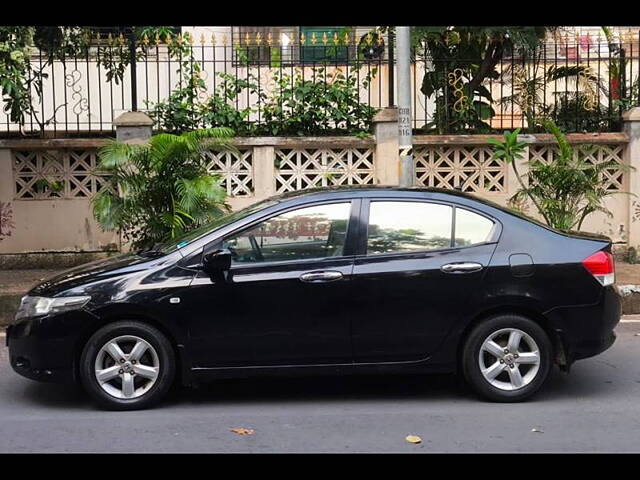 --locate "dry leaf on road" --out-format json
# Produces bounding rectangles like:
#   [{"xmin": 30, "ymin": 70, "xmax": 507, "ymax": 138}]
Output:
[
  {"xmin": 406, "ymin": 435, "xmax": 422, "ymax": 444},
  {"xmin": 230, "ymin": 428, "xmax": 255, "ymax": 435},
  {"xmin": 531, "ymin": 428, "xmax": 544, "ymax": 433}
]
